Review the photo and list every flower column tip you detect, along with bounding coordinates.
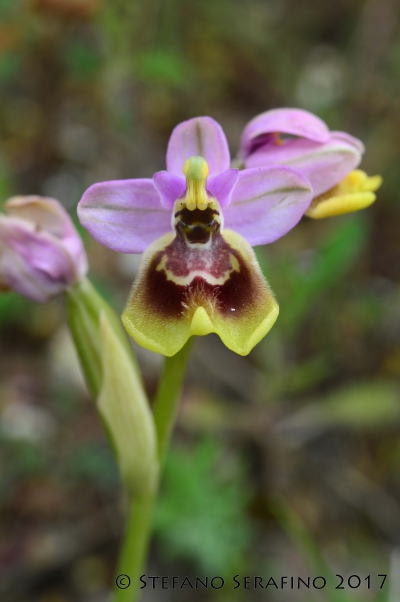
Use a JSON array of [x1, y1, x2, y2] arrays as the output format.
[[183, 156, 210, 211]]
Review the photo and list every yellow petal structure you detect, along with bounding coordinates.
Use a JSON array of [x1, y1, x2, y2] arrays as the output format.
[[122, 156, 278, 356], [306, 170, 382, 219]]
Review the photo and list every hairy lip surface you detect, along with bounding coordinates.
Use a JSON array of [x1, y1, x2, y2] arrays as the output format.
[[145, 232, 248, 318]]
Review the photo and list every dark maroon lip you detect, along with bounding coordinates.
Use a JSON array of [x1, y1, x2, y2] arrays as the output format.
[[143, 233, 255, 320]]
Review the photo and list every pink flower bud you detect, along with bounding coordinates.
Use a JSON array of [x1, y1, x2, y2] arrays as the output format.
[[0, 196, 88, 302]]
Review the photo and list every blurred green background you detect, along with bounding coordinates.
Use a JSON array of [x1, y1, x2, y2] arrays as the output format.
[[0, 0, 400, 600]]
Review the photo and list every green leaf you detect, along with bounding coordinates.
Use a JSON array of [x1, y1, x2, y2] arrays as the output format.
[[287, 381, 400, 432], [66, 278, 134, 398], [97, 311, 158, 495], [320, 381, 400, 428], [271, 496, 360, 602]]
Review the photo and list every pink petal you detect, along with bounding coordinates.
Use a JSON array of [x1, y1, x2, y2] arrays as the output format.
[[240, 108, 331, 157], [330, 131, 365, 154], [6, 195, 72, 236], [1, 251, 66, 302], [166, 116, 230, 176], [207, 169, 239, 207], [224, 166, 313, 246], [78, 179, 171, 253], [243, 133, 363, 196], [153, 172, 186, 208]]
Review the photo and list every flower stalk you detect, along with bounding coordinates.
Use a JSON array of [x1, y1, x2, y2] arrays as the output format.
[[114, 491, 156, 602], [153, 340, 193, 464]]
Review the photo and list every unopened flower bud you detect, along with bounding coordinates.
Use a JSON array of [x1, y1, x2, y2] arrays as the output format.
[[0, 195, 87, 303]]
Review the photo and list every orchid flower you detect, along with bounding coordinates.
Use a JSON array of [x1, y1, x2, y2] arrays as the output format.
[[78, 116, 316, 356], [239, 108, 363, 196], [0, 196, 87, 302], [238, 108, 381, 214]]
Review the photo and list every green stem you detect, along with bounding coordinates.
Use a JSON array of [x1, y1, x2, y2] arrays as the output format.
[[153, 340, 193, 463], [114, 490, 155, 602], [112, 340, 193, 602]]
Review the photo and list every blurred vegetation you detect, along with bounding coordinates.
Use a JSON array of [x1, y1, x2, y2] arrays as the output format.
[[0, 0, 400, 601]]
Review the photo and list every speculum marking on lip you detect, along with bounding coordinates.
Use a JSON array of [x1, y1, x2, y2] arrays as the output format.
[[143, 232, 256, 320]]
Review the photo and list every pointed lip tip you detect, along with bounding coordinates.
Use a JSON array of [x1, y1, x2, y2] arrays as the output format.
[[121, 312, 184, 357]]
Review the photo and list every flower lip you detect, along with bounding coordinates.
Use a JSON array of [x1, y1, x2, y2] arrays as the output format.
[[122, 228, 279, 356]]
